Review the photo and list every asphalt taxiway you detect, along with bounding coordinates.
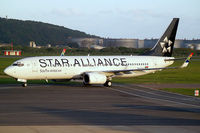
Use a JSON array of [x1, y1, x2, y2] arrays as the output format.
[[0, 83, 200, 133]]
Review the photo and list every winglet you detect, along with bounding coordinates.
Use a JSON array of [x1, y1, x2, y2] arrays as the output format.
[[180, 53, 193, 68], [61, 49, 66, 56]]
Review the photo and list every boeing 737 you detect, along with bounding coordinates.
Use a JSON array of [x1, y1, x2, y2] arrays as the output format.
[[4, 18, 193, 87]]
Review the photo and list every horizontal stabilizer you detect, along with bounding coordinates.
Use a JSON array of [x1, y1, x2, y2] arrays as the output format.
[[61, 49, 66, 56]]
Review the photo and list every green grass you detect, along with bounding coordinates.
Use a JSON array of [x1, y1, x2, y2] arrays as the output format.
[[0, 78, 20, 84], [161, 88, 200, 97]]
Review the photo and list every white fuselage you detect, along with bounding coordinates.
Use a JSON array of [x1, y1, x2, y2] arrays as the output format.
[[4, 55, 174, 80]]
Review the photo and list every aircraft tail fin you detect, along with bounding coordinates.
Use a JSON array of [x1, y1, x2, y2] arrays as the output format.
[[143, 18, 179, 57], [61, 49, 66, 56]]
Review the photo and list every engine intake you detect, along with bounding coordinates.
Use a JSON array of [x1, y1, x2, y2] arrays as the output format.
[[83, 72, 107, 84]]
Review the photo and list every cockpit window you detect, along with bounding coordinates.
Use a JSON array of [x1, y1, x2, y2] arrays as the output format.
[[12, 62, 24, 67]]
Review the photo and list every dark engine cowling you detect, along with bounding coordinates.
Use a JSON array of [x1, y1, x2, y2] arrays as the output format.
[[83, 72, 107, 85]]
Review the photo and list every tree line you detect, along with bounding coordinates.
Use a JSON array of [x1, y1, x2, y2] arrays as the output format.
[[0, 17, 96, 45], [0, 45, 198, 57]]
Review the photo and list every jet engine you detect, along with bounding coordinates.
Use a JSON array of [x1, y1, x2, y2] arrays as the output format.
[[83, 72, 107, 84]]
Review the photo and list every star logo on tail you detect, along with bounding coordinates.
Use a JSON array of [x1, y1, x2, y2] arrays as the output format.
[[160, 37, 173, 54]]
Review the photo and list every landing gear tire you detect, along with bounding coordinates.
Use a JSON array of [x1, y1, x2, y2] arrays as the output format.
[[104, 81, 112, 87], [83, 82, 90, 87], [22, 83, 27, 87]]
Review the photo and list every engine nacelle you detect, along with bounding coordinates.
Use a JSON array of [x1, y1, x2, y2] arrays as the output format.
[[83, 72, 107, 84]]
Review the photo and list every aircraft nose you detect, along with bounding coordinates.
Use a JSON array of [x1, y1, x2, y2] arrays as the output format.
[[4, 66, 14, 77], [4, 67, 10, 75]]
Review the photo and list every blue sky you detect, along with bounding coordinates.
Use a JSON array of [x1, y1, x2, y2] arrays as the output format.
[[1, 0, 200, 39]]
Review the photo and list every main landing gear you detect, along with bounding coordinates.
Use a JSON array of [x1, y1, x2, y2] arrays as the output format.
[[104, 81, 112, 87], [22, 82, 27, 87], [104, 77, 112, 87]]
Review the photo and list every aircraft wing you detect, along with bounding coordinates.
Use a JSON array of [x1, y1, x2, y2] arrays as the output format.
[[102, 67, 177, 75], [103, 53, 193, 74]]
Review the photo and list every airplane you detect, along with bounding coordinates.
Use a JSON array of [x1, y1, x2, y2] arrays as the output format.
[[4, 18, 193, 87]]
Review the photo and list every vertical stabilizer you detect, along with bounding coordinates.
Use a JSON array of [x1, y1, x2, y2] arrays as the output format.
[[143, 18, 179, 57]]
